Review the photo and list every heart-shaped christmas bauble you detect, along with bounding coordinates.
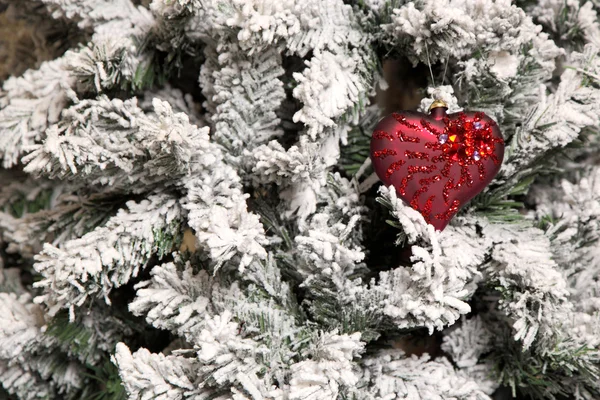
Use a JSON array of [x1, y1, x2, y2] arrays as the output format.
[[370, 105, 504, 231]]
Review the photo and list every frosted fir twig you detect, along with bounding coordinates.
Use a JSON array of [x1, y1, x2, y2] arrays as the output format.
[[249, 136, 330, 223], [128, 260, 228, 343], [467, 43, 598, 214], [279, 0, 376, 215], [442, 316, 493, 370], [296, 174, 366, 266], [185, 3, 292, 173], [33, 193, 183, 319], [0, 291, 85, 399], [288, 331, 364, 400], [279, 0, 377, 142], [185, 0, 364, 56], [115, 311, 284, 399], [292, 49, 374, 140], [40, 0, 142, 29], [0, 178, 63, 257], [442, 316, 499, 395], [112, 343, 204, 400], [377, 186, 570, 345], [0, 1, 155, 168], [368, 187, 487, 332], [455, 14, 562, 136], [186, 0, 377, 228], [21, 93, 268, 275], [528, 0, 600, 49], [383, 0, 548, 65], [288, 174, 386, 338], [128, 255, 306, 395], [482, 222, 570, 349], [387, 0, 563, 143], [533, 168, 600, 300], [188, 0, 376, 152], [0, 362, 55, 400], [0, 58, 76, 168], [0, 199, 108, 259], [22, 97, 214, 192], [360, 350, 491, 399], [378, 180, 579, 352], [60, 0, 154, 93], [368, 223, 486, 332], [231, 257, 308, 375], [199, 44, 285, 163], [46, 305, 133, 366], [132, 256, 299, 340], [527, 168, 600, 377], [500, 45, 600, 180], [294, 208, 370, 329], [182, 167, 268, 273], [194, 311, 272, 397], [376, 185, 436, 244], [138, 85, 205, 127]]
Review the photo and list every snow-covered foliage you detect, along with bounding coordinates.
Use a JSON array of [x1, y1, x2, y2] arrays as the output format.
[[199, 45, 285, 162], [0, 58, 76, 168], [361, 187, 486, 333], [113, 343, 201, 399], [442, 316, 499, 394], [0, 267, 121, 399], [361, 350, 491, 399], [383, 0, 550, 64], [33, 193, 182, 319], [0, 0, 167, 169], [22, 97, 213, 191], [41, 0, 143, 29], [528, 0, 600, 49], [288, 331, 364, 400], [500, 44, 600, 179], [1, 0, 600, 399]]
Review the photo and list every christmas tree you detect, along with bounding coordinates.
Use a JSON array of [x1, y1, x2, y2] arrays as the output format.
[[0, 0, 600, 399]]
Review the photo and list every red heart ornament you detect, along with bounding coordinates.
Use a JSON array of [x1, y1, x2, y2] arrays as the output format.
[[370, 106, 504, 231]]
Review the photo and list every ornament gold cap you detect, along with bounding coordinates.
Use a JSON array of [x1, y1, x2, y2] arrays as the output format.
[[429, 99, 448, 111]]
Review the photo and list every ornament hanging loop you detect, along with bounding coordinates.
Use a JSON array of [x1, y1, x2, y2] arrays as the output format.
[[429, 99, 448, 119], [429, 99, 448, 111]]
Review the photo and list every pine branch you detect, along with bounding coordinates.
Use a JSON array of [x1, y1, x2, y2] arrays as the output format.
[[0, 57, 76, 168], [0, 0, 195, 168], [128, 258, 228, 343], [528, 0, 600, 51], [471, 45, 600, 211], [33, 192, 183, 319], [249, 136, 330, 223], [46, 307, 132, 366], [112, 343, 205, 399], [40, 0, 144, 30], [367, 186, 486, 333], [292, 48, 375, 140], [181, 165, 268, 273], [0, 180, 126, 259], [200, 44, 285, 163], [0, 291, 86, 399], [360, 350, 491, 399], [441, 316, 499, 395], [22, 97, 213, 192], [489, 321, 600, 399], [288, 331, 364, 400]]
